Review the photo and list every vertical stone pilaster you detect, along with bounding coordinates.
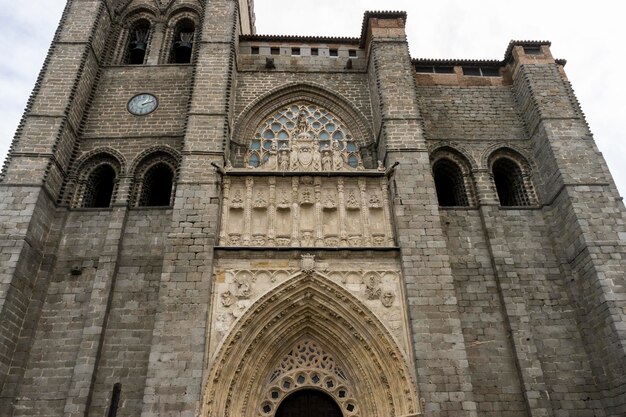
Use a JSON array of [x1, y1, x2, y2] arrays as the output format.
[[510, 43, 626, 416], [364, 13, 477, 417], [140, 1, 238, 415], [63, 206, 129, 416], [0, 0, 112, 404]]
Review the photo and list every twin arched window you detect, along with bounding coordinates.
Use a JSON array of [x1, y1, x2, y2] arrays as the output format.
[[72, 150, 178, 209], [431, 148, 536, 207], [119, 13, 196, 65]]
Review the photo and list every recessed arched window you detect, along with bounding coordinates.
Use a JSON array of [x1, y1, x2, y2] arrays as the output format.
[[83, 164, 116, 208], [126, 19, 151, 65], [170, 19, 195, 63], [492, 157, 532, 206], [138, 163, 174, 207], [432, 158, 469, 207]]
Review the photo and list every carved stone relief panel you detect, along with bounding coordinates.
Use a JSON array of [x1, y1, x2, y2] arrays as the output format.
[[209, 257, 409, 362], [219, 176, 395, 248]]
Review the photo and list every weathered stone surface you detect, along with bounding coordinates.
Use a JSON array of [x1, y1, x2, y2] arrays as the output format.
[[0, 3, 624, 417]]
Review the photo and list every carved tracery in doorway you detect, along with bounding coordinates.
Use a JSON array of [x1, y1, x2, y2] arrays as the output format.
[[260, 340, 358, 417], [201, 272, 420, 417]]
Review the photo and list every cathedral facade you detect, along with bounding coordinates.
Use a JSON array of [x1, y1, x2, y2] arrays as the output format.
[[0, 1, 625, 417]]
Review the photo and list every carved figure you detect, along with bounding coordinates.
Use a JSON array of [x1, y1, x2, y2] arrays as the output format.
[[290, 144, 299, 170], [234, 273, 255, 299], [321, 146, 333, 171], [231, 190, 243, 207], [364, 273, 381, 300], [369, 193, 381, 208], [278, 149, 290, 171], [381, 290, 395, 308], [296, 107, 308, 134], [332, 141, 344, 170], [346, 190, 359, 208], [221, 290, 235, 307], [377, 160, 385, 171]]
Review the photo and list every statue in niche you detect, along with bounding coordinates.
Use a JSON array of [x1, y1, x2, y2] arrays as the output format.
[[321, 145, 333, 171], [278, 149, 290, 171], [369, 193, 381, 208], [332, 141, 344, 170], [231, 190, 243, 207], [296, 107, 308, 134], [290, 144, 299, 170], [312, 145, 321, 171], [346, 190, 359, 208], [323, 192, 336, 208], [265, 142, 278, 170]]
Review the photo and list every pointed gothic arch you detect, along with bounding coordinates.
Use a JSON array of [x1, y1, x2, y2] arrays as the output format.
[[202, 272, 419, 417], [233, 83, 375, 148]]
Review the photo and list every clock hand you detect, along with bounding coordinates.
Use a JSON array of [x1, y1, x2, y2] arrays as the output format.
[[141, 99, 154, 106]]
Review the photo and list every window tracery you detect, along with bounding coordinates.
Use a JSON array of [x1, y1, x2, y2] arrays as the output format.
[[245, 104, 363, 171]]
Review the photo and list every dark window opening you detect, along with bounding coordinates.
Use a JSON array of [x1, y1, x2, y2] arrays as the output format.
[[348, 49, 357, 57], [480, 67, 500, 76], [107, 383, 122, 417], [83, 164, 116, 208], [251, 46, 260, 54], [462, 67, 481, 76], [415, 66, 434, 73], [329, 48, 338, 57], [291, 47, 300, 56], [276, 389, 342, 417], [311, 48, 319, 56], [433, 159, 469, 207], [127, 21, 150, 65], [271, 47, 280, 55], [172, 20, 195, 63], [139, 163, 174, 207], [523, 45, 542, 55], [434, 66, 454, 74], [492, 158, 531, 206]]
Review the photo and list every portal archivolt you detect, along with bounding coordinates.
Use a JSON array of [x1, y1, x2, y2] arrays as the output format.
[[201, 272, 419, 417]]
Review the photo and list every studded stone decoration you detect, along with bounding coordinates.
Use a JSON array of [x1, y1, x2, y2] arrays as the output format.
[[208, 260, 407, 361]]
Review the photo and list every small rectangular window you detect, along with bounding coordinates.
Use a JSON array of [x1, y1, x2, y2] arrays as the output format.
[[523, 46, 542, 55], [270, 47, 280, 55], [462, 67, 481, 76], [291, 47, 300, 56], [480, 67, 500, 77], [329, 48, 338, 57], [348, 49, 357, 57], [434, 66, 454, 74], [311, 48, 319, 56], [251, 46, 259, 55], [415, 66, 434, 73]]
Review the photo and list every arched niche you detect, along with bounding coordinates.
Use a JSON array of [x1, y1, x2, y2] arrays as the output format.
[[201, 272, 420, 417]]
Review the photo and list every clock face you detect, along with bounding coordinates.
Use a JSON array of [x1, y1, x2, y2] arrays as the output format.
[[127, 93, 158, 115]]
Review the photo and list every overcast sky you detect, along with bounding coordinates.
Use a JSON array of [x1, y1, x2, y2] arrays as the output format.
[[1, 0, 624, 197]]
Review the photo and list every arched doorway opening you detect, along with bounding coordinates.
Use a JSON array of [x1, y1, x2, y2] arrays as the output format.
[[276, 389, 343, 417]]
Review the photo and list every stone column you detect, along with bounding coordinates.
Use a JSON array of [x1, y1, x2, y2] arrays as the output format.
[[364, 12, 477, 417]]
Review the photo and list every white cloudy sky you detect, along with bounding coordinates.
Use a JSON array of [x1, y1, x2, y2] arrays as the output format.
[[1, 0, 624, 197]]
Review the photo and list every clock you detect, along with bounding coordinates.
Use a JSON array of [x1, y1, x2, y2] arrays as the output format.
[[127, 93, 158, 115]]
